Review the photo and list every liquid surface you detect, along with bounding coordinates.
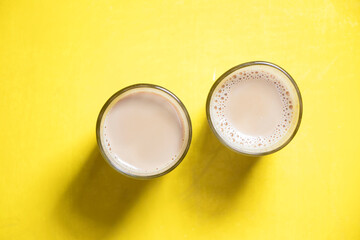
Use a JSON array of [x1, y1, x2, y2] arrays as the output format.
[[102, 91, 185, 175], [210, 65, 299, 153]]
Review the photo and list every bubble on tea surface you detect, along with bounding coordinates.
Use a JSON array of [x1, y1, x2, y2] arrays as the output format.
[[210, 66, 297, 152]]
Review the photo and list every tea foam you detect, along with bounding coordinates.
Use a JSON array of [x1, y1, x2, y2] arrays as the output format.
[[209, 65, 300, 154]]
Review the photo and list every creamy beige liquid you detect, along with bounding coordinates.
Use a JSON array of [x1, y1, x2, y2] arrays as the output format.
[[209, 64, 300, 154], [100, 88, 190, 177]]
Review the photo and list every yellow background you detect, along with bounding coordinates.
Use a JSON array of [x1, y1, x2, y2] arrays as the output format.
[[1, 0, 360, 239]]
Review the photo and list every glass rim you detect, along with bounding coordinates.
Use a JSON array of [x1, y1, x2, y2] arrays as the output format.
[[206, 61, 303, 156], [96, 83, 192, 179]]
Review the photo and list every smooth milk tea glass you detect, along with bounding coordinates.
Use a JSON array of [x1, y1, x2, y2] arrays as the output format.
[[97, 84, 192, 179]]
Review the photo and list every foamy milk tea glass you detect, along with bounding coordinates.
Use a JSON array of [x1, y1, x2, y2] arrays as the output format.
[[206, 61, 303, 156], [96, 84, 192, 179]]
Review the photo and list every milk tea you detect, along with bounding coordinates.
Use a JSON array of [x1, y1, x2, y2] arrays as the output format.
[[98, 86, 191, 178], [208, 63, 302, 155]]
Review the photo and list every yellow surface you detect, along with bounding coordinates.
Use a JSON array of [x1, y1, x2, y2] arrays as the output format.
[[1, 0, 360, 239]]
